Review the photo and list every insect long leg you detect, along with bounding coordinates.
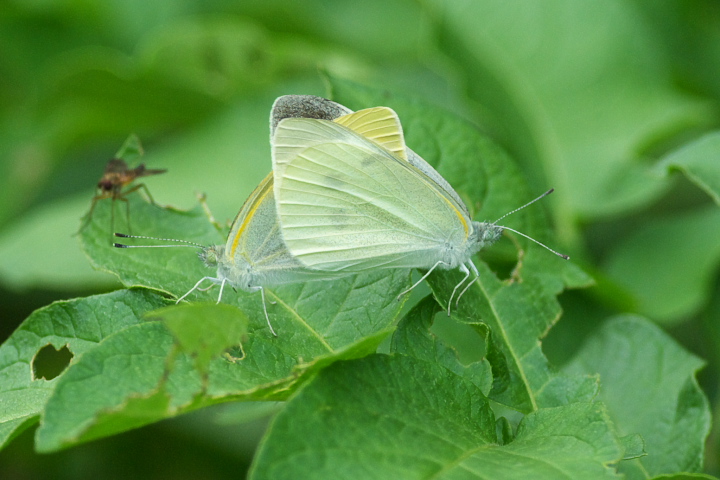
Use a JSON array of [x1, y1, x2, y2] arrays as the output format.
[[77, 196, 102, 235], [136, 183, 157, 205], [396, 260, 448, 301], [447, 263, 472, 316], [177, 277, 215, 303], [113, 196, 128, 235], [454, 261, 480, 311], [259, 287, 277, 337], [216, 278, 227, 303]]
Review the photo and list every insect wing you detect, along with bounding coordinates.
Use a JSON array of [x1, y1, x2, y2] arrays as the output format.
[[333, 107, 408, 160], [273, 118, 472, 271], [225, 172, 302, 273]]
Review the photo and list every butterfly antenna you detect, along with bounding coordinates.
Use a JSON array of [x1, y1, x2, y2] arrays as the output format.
[[489, 189, 569, 259], [113, 232, 204, 249], [498, 226, 569, 259], [493, 189, 554, 224]]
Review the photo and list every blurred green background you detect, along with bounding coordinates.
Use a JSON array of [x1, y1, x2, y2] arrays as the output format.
[[1, 0, 720, 477]]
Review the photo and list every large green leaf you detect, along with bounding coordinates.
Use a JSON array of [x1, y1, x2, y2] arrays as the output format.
[[0, 195, 118, 291], [12, 187, 411, 451], [429, 261, 598, 413], [390, 295, 493, 394], [0, 289, 170, 450], [250, 354, 622, 479], [32, 287, 405, 453], [34, 304, 248, 452], [564, 316, 711, 478]]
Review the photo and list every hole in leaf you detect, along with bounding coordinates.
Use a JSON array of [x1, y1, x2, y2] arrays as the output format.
[[32, 344, 74, 380], [224, 345, 246, 363], [482, 238, 520, 281], [431, 313, 486, 365]]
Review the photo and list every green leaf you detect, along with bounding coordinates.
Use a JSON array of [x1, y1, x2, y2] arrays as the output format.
[[656, 131, 720, 205], [564, 315, 711, 477], [32, 189, 410, 451], [602, 206, 720, 323], [80, 193, 225, 295], [35, 320, 193, 452], [391, 295, 493, 394], [148, 303, 249, 375], [137, 17, 278, 96], [619, 433, 646, 461], [33, 299, 397, 454], [234, 0, 428, 61], [250, 354, 622, 479], [430, 262, 598, 413], [0, 289, 170, 450]]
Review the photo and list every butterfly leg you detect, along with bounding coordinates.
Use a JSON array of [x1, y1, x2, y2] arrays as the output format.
[[216, 278, 228, 303], [177, 276, 216, 303], [396, 260, 447, 301], [258, 287, 277, 337], [447, 263, 472, 316], [454, 261, 480, 312]]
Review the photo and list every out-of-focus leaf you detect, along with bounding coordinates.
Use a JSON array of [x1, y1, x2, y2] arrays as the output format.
[[603, 206, 720, 323], [0, 196, 118, 292], [424, 0, 712, 236], [656, 131, 720, 205], [233, 0, 428, 60]]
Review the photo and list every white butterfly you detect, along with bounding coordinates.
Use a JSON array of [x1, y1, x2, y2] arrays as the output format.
[[271, 105, 567, 313]]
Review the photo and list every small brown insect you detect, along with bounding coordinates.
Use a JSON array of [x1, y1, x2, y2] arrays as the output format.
[[80, 158, 167, 236]]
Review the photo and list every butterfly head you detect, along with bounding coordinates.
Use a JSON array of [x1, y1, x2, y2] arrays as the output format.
[[198, 245, 223, 268], [468, 221, 503, 257]]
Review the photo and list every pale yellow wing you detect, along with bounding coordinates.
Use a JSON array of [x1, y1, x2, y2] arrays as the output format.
[[272, 118, 471, 271], [333, 107, 408, 160]]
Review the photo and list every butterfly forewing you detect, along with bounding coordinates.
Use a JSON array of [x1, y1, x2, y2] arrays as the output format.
[[274, 123, 472, 271]]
